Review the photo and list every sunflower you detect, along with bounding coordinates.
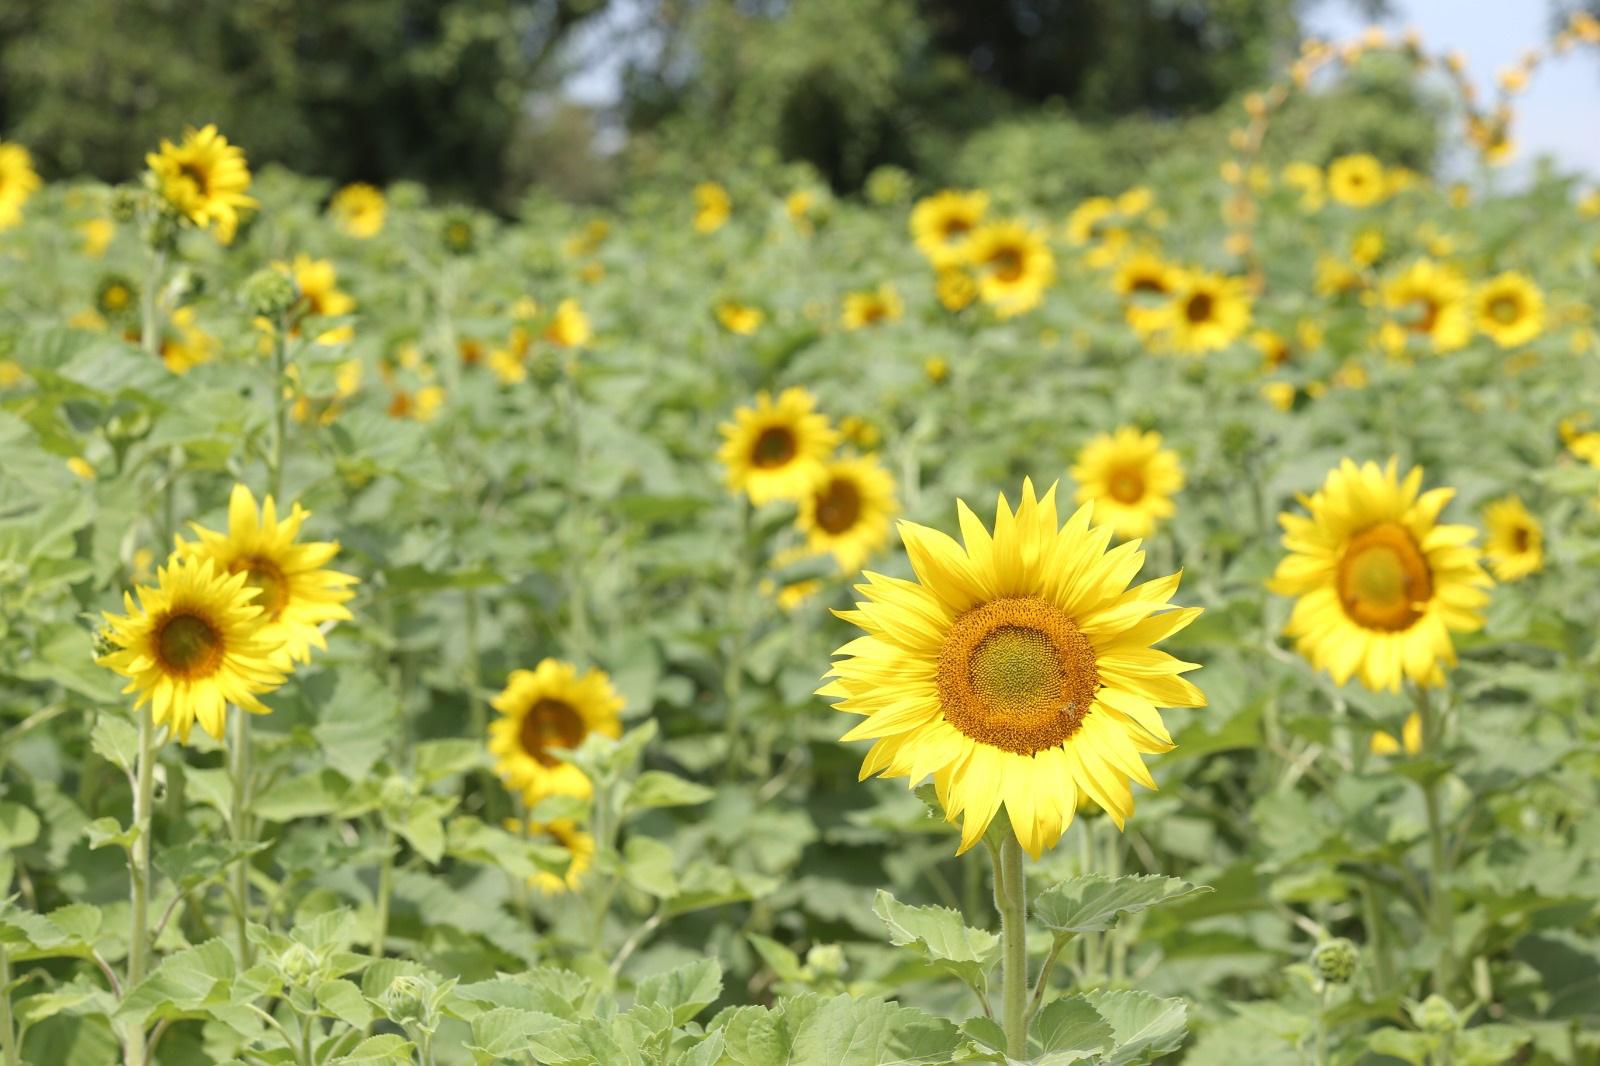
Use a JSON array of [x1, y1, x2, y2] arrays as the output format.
[[328, 183, 386, 238], [717, 387, 839, 505], [910, 190, 989, 265], [97, 556, 287, 742], [693, 182, 730, 234], [1281, 162, 1325, 211], [1381, 260, 1471, 354], [841, 285, 903, 330], [935, 267, 977, 313], [1269, 459, 1491, 692], [518, 820, 595, 895], [95, 274, 138, 320], [1473, 272, 1545, 349], [1064, 197, 1116, 245], [967, 222, 1055, 317], [820, 479, 1205, 856], [1327, 154, 1387, 208], [544, 299, 592, 348], [489, 659, 623, 803], [1112, 253, 1179, 334], [1157, 270, 1252, 355], [715, 302, 765, 335], [0, 142, 42, 230], [1482, 494, 1542, 582], [159, 307, 218, 375], [280, 254, 355, 320], [1370, 711, 1422, 756], [144, 125, 256, 244], [1070, 428, 1184, 540], [177, 484, 357, 668], [797, 454, 898, 573]]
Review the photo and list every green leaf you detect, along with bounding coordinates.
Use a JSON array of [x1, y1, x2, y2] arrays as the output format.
[[413, 739, 484, 784], [316, 978, 376, 1028], [622, 771, 715, 817], [88, 715, 138, 775], [115, 938, 237, 1028], [466, 1006, 568, 1060], [1033, 996, 1115, 1061], [1086, 990, 1188, 1066], [1365, 1028, 1437, 1065], [872, 890, 999, 991], [446, 817, 571, 880], [82, 817, 137, 853], [1033, 874, 1210, 934], [313, 668, 398, 781], [622, 836, 679, 899], [746, 934, 806, 983], [634, 959, 722, 1025], [328, 1034, 417, 1065], [0, 802, 41, 849]]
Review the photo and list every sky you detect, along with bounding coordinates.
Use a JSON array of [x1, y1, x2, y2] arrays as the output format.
[[1304, 0, 1600, 178]]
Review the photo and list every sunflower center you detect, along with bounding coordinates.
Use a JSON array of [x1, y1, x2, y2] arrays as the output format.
[[1108, 467, 1146, 504], [942, 217, 971, 240], [518, 698, 586, 768], [1131, 276, 1167, 296], [937, 596, 1098, 755], [752, 426, 798, 468], [1408, 298, 1440, 334], [1337, 522, 1433, 631], [814, 477, 862, 534], [1488, 295, 1520, 324], [103, 285, 130, 311], [1511, 525, 1531, 553], [1184, 292, 1214, 323], [991, 248, 1024, 283], [156, 611, 224, 678], [178, 160, 210, 197], [239, 557, 290, 620]]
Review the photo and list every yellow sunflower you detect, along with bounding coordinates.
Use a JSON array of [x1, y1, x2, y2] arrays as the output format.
[[717, 387, 839, 505], [693, 182, 730, 234], [144, 125, 256, 244], [159, 307, 218, 375], [544, 299, 592, 348], [328, 183, 386, 238], [1482, 494, 1542, 582], [280, 254, 356, 321], [1070, 428, 1184, 540], [0, 142, 42, 230], [966, 222, 1055, 317], [1381, 260, 1471, 354], [797, 454, 898, 573], [489, 659, 623, 803], [841, 284, 903, 330], [1269, 459, 1491, 692], [1327, 154, 1387, 208], [1370, 711, 1422, 756], [909, 190, 989, 265], [1473, 272, 1545, 349], [513, 819, 595, 895], [1112, 253, 1179, 334], [1064, 197, 1116, 245], [177, 484, 357, 668], [97, 556, 288, 742], [715, 302, 765, 335], [1157, 270, 1252, 355], [935, 267, 977, 313], [1281, 162, 1325, 211], [820, 479, 1205, 856]]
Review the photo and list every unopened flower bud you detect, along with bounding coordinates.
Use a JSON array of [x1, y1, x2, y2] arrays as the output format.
[[243, 269, 298, 318], [1311, 938, 1358, 985]]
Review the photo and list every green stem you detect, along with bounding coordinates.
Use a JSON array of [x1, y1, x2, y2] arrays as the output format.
[[373, 827, 395, 955], [0, 947, 19, 1066], [230, 709, 254, 967], [1416, 687, 1454, 1000], [140, 249, 167, 358], [128, 710, 156, 989], [559, 372, 592, 661], [993, 826, 1028, 1059], [270, 316, 289, 502], [721, 498, 753, 779], [1315, 983, 1331, 1066]]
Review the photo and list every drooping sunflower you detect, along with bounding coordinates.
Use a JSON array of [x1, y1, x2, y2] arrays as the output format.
[[966, 222, 1055, 317], [1269, 459, 1491, 692], [328, 183, 386, 239], [145, 125, 256, 244], [1473, 272, 1545, 349], [841, 284, 903, 330], [909, 190, 989, 265], [717, 387, 839, 505], [1482, 494, 1542, 582], [177, 484, 357, 668], [1070, 428, 1185, 540], [797, 454, 898, 573], [1064, 197, 1116, 245], [489, 659, 624, 803], [1381, 260, 1471, 354], [0, 142, 42, 230], [1158, 270, 1252, 355], [1327, 154, 1387, 208], [821, 479, 1205, 856], [98, 556, 288, 742]]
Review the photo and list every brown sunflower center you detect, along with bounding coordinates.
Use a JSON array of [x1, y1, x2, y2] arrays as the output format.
[[156, 611, 224, 678], [238, 557, 289, 620], [937, 596, 1098, 755], [1510, 525, 1531, 553], [102, 285, 131, 311], [942, 217, 971, 240], [1184, 292, 1214, 323], [518, 698, 586, 767], [990, 248, 1024, 283], [1130, 276, 1167, 296], [1408, 298, 1440, 334], [1108, 467, 1146, 504], [1488, 295, 1520, 324], [1337, 522, 1433, 631], [752, 426, 798, 468], [814, 476, 862, 534], [178, 160, 210, 197]]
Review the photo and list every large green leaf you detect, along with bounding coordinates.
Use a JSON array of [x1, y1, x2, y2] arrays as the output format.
[[1033, 874, 1210, 935]]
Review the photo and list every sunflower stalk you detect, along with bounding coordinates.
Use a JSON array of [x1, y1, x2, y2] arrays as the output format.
[[1416, 686, 1456, 1000], [992, 825, 1029, 1059], [127, 708, 157, 990], [0, 946, 18, 1066], [373, 825, 396, 954], [229, 707, 254, 967], [721, 497, 753, 780], [139, 247, 167, 358]]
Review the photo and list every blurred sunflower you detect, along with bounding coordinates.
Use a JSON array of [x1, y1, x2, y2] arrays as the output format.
[[1158, 270, 1252, 354], [0, 142, 42, 229], [718, 387, 838, 505], [1070, 427, 1184, 540], [1370, 711, 1422, 756], [95, 274, 138, 320], [1112, 252, 1179, 333], [1064, 197, 1115, 245], [1327, 154, 1387, 208], [489, 659, 623, 803], [693, 182, 730, 234], [967, 222, 1054, 317], [159, 307, 218, 375], [1281, 162, 1325, 211], [145, 125, 255, 244], [545, 299, 592, 347], [797, 454, 898, 572], [1482, 494, 1542, 582], [1381, 260, 1471, 354], [522, 820, 594, 895], [1269, 459, 1491, 691], [821, 479, 1205, 856], [282, 254, 355, 327], [178, 484, 358, 668], [909, 189, 988, 265], [715, 302, 765, 335], [840, 284, 903, 330], [98, 556, 287, 742], [79, 218, 115, 258], [1473, 272, 1545, 349], [328, 183, 386, 239]]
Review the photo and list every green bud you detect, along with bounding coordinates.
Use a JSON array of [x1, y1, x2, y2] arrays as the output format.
[[382, 974, 435, 1028], [864, 165, 912, 206], [379, 775, 411, 811], [441, 209, 476, 256], [94, 274, 139, 319], [278, 943, 319, 983], [1413, 994, 1458, 1034], [804, 943, 845, 977], [109, 187, 143, 223], [242, 269, 299, 318], [142, 211, 180, 253], [1220, 419, 1258, 459], [1310, 937, 1358, 985]]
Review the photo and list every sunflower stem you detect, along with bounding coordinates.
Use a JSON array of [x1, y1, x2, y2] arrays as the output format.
[[1314, 983, 1332, 1066], [993, 826, 1029, 1059], [373, 825, 395, 955], [1, 946, 20, 1066], [229, 708, 254, 967], [127, 708, 156, 991], [139, 248, 167, 358], [1416, 686, 1455, 1001], [722, 497, 753, 779], [269, 311, 289, 503]]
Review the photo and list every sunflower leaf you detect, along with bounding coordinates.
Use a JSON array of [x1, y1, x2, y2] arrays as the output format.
[[1086, 989, 1188, 1065], [1033, 874, 1210, 935], [872, 889, 999, 990]]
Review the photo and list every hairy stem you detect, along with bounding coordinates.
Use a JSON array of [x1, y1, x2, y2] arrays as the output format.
[[993, 827, 1029, 1059], [230, 708, 254, 967], [128, 710, 156, 988]]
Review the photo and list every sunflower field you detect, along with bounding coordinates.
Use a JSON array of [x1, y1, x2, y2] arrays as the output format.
[[3, 18, 1600, 1066]]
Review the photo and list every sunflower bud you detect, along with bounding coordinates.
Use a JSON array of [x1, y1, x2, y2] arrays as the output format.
[[278, 943, 319, 984], [109, 187, 144, 224], [864, 165, 912, 206], [243, 269, 298, 318], [381, 974, 436, 1029], [1311, 938, 1358, 985], [1413, 994, 1458, 1034], [440, 210, 476, 256], [804, 943, 845, 978]]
